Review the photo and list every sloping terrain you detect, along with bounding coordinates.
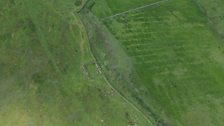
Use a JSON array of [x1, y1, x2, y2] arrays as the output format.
[[1, 0, 224, 126], [80, 0, 224, 125], [194, 0, 224, 38], [0, 0, 152, 126]]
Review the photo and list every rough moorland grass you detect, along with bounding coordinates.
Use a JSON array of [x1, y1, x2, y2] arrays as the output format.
[[0, 0, 152, 126], [79, 10, 160, 124], [89, 0, 224, 125], [194, 0, 224, 39]]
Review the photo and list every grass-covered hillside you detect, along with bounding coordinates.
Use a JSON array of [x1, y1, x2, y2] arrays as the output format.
[[1, 0, 224, 126], [82, 0, 224, 125], [0, 0, 152, 126], [194, 0, 224, 38]]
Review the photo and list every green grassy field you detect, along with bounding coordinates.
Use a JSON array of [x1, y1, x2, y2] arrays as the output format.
[[194, 0, 224, 39], [83, 0, 224, 125], [0, 0, 153, 126], [91, 0, 160, 18], [1, 0, 224, 125]]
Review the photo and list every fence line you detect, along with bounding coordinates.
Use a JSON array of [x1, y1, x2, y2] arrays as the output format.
[[101, 0, 170, 20]]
